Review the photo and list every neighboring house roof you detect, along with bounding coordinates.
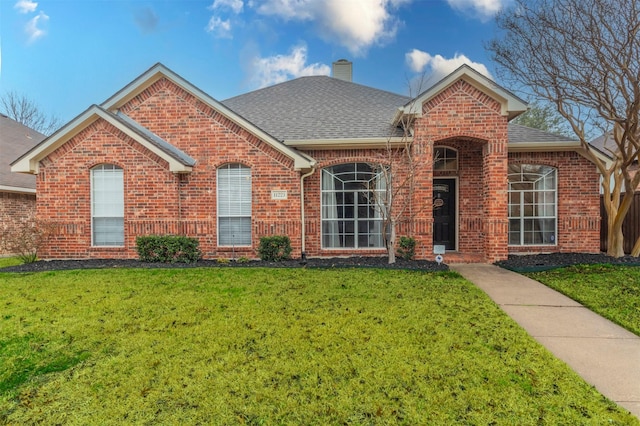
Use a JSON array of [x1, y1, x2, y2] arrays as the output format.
[[222, 76, 411, 143], [11, 105, 195, 174], [589, 132, 614, 158], [0, 113, 45, 193]]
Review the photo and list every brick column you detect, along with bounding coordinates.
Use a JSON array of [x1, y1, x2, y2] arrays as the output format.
[[411, 121, 434, 259], [482, 138, 509, 262]]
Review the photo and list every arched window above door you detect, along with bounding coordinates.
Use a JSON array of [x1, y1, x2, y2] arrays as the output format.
[[434, 147, 458, 171]]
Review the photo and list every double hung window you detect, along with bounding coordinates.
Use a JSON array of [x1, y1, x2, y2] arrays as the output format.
[[91, 164, 124, 246], [217, 164, 251, 246]]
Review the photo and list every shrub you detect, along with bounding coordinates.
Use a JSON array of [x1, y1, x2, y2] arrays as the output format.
[[0, 215, 55, 264], [258, 235, 292, 262], [216, 258, 230, 264], [136, 235, 201, 263], [236, 256, 250, 264], [396, 236, 416, 261]]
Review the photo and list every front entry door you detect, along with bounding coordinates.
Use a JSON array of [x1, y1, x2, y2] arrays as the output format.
[[433, 179, 456, 250]]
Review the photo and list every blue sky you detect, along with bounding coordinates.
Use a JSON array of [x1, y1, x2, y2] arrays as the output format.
[[0, 0, 511, 124]]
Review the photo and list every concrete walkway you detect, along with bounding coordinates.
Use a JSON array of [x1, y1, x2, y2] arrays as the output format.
[[450, 263, 640, 419]]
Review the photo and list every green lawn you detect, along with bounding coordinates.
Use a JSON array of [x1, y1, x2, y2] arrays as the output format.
[[0, 257, 22, 269], [527, 264, 640, 336], [0, 267, 636, 425]]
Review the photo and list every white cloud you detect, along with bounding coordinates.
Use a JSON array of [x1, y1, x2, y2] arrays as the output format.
[[206, 16, 233, 38], [209, 0, 244, 14], [255, 0, 410, 56], [445, 0, 508, 21], [25, 11, 48, 43], [405, 50, 492, 82], [14, 0, 37, 14], [249, 44, 330, 88]]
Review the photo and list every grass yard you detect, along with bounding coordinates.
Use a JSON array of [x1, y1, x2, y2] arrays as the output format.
[[0, 257, 21, 269], [0, 267, 636, 425], [527, 264, 640, 336]]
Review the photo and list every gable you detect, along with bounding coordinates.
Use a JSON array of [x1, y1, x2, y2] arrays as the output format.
[[11, 106, 195, 174], [399, 64, 527, 122], [102, 64, 314, 171], [423, 79, 503, 118]]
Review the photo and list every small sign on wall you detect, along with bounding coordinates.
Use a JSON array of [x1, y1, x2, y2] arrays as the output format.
[[271, 190, 288, 200]]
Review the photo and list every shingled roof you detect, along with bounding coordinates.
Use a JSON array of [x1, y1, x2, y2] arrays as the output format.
[[223, 75, 578, 148], [508, 123, 578, 144], [0, 114, 45, 192], [222, 76, 411, 141]]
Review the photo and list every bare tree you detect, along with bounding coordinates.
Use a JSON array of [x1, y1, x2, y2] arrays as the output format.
[[367, 74, 437, 264], [1, 90, 62, 136], [488, 0, 640, 257], [368, 121, 415, 264]]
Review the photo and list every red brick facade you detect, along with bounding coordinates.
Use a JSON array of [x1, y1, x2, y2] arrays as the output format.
[[0, 192, 36, 256], [29, 72, 601, 262]]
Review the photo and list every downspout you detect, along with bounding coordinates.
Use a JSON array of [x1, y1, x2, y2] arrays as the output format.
[[300, 167, 316, 260], [177, 173, 183, 235]]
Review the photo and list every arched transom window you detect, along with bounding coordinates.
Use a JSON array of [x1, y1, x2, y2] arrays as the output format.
[[434, 147, 458, 171]]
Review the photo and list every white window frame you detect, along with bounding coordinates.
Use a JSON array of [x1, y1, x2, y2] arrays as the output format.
[[217, 163, 252, 247], [321, 163, 387, 249], [508, 164, 557, 246], [434, 146, 458, 171], [91, 164, 125, 247]]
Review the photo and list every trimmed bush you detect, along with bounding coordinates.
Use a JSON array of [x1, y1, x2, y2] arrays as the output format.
[[396, 236, 416, 261], [136, 235, 201, 264], [258, 235, 292, 262]]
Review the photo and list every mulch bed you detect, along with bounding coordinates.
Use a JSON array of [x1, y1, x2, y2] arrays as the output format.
[[3, 253, 639, 274], [0, 256, 448, 273]]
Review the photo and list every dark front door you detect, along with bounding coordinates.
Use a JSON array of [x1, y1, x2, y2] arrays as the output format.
[[433, 179, 456, 250]]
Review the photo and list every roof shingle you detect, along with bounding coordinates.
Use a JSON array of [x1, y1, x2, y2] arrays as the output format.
[[0, 114, 45, 190]]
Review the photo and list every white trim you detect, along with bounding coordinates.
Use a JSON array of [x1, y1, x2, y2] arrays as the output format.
[[507, 164, 558, 247], [319, 163, 387, 250], [401, 64, 527, 121], [0, 185, 36, 194], [11, 106, 194, 174], [102, 63, 315, 171], [216, 163, 252, 247], [286, 137, 410, 150], [91, 164, 125, 247]]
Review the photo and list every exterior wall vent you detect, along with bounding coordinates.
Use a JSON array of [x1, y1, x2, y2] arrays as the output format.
[[332, 59, 352, 82]]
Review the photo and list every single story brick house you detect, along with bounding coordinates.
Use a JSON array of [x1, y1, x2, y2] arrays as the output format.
[[1, 114, 45, 255], [11, 63, 602, 262]]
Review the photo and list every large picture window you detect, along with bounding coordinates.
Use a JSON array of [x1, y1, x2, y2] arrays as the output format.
[[91, 164, 124, 246], [218, 163, 251, 246], [321, 163, 386, 249], [508, 164, 557, 245]]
